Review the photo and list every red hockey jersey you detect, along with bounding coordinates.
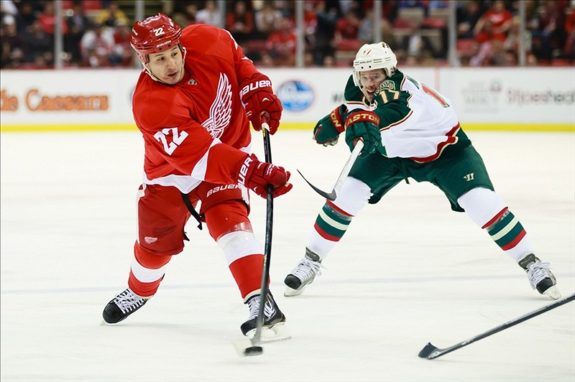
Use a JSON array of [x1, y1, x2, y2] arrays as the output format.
[[132, 24, 260, 193]]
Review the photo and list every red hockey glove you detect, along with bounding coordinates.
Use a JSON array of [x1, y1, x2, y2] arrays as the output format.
[[240, 73, 283, 134], [238, 154, 292, 198]]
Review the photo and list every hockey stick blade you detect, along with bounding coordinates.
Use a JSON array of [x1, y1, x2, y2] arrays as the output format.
[[297, 140, 364, 201], [418, 292, 575, 360], [297, 169, 337, 200], [418, 342, 446, 360]]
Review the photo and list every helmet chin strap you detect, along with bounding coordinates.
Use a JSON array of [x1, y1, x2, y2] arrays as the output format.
[[143, 64, 162, 83]]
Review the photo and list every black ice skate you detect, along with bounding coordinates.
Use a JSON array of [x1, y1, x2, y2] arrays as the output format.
[[102, 288, 148, 324], [240, 291, 287, 340], [284, 248, 322, 297], [519, 254, 561, 300]]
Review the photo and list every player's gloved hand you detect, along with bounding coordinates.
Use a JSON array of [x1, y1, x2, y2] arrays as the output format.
[[240, 73, 283, 134], [344, 110, 385, 157], [313, 105, 346, 146], [238, 154, 292, 198]]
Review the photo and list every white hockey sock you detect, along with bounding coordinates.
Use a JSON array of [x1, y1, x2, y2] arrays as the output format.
[[458, 187, 534, 261], [308, 177, 371, 260]]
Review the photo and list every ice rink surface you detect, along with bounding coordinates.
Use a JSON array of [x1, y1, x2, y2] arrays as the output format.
[[1, 130, 574, 382]]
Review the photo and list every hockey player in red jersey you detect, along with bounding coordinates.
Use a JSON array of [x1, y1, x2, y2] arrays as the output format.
[[102, 14, 290, 339]]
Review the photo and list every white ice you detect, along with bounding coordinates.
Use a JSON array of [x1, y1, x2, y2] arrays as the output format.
[[1, 130, 574, 382]]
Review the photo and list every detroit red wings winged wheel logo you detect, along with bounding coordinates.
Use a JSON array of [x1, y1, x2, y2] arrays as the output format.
[[201, 73, 232, 139]]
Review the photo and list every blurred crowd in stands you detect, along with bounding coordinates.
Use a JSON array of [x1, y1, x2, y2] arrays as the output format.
[[1, 0, 574, 69]]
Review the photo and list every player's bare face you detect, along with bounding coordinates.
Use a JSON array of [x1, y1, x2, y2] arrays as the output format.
[[147, 46, 184, 85], [359, 69, 386, 102]]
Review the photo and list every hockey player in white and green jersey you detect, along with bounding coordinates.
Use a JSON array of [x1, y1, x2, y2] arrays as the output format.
[[284, 42, 560, 300]]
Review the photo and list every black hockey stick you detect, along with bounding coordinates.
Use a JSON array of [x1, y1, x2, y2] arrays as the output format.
[[242, 123, 274, 356], [418, 292, 575, 360], [298, 140, 364, 201]]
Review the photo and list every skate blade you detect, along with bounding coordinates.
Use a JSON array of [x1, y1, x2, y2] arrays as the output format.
[[284, 288, 302, 297], [284, 286, 305, 297], [246, 323, 291, 343], [544, 286, 561, 300]]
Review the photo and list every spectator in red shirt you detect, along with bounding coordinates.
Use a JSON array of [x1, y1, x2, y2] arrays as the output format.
[[38, 1, 68, 35], [266, 17, 296, 66], [335, 9, 360, 41], [335, 9, 361, 51], [474, 0, 512, 43]]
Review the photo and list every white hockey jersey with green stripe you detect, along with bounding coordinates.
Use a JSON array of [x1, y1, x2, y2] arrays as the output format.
[[343, 70, 460, 163]]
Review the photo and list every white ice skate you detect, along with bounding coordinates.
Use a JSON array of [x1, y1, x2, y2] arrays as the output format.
[[519, 254, 561, 300], [284, 249, 322, 297]]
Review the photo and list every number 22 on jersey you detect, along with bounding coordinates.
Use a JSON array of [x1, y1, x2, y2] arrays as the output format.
[[154, 127, 189, 155]]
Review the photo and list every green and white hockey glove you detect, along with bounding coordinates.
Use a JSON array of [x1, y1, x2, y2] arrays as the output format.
[[313, 105, 346, 146], [344, 110, 385, 157]]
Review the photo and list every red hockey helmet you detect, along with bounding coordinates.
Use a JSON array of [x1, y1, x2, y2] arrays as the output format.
[[131, 13, 182, 63]]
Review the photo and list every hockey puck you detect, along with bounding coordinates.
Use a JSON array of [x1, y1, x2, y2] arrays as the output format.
[[243, 345, 263, 356]]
